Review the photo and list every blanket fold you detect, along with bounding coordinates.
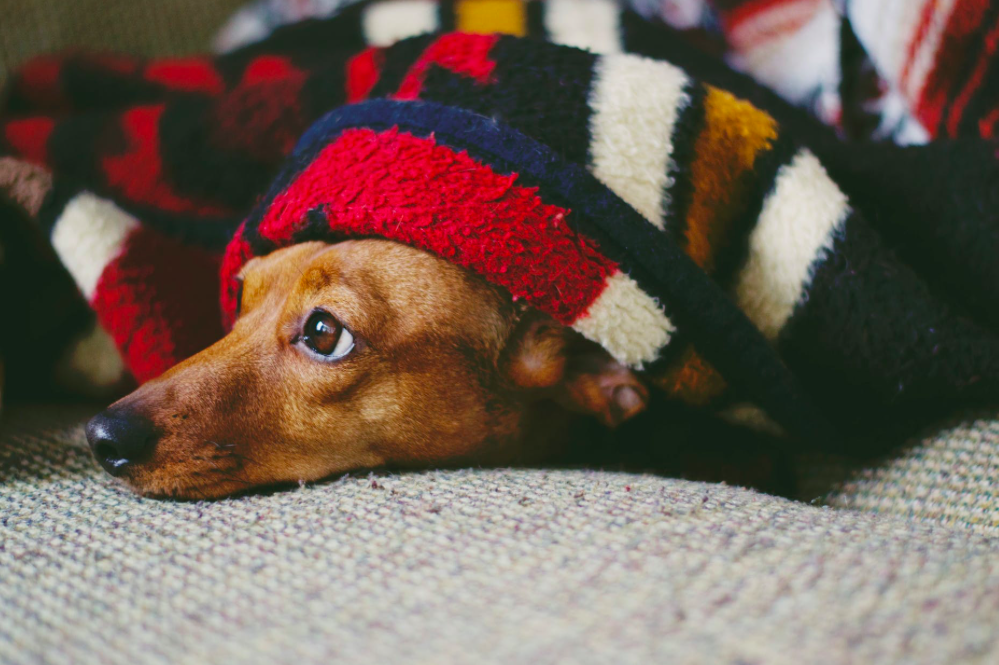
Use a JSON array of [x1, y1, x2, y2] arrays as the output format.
[[2, 2, 998, 452]]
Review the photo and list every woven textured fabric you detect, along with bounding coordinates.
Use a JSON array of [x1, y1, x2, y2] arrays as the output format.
[[3, 405, 999, 664], [821, 411, 999, 538], [0, 0, 245, 89]]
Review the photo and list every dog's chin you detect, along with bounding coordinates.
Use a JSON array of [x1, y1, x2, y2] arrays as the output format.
[[129, 476, 259, 501], [105, 454, 348, 500], [106, 465, 262, 501]]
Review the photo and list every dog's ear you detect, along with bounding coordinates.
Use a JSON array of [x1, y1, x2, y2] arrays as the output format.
[[504, 313, 648, 427]]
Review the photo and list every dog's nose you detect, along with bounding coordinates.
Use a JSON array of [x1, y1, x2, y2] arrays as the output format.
[[86, 409, 159, 476]]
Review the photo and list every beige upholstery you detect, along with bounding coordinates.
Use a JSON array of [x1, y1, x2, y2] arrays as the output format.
[[2, 405, 999, 664], [0, 0, 245, 88], [823, 414, 999, 537], [788, 411, 999, 538]]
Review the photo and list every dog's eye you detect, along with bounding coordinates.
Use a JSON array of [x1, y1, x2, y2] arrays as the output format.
[[301, 310, 354, 360]]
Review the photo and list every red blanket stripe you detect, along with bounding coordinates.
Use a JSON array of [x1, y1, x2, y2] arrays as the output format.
[[394, 33, 500, 100], [12, 55, 66, 110], [102, 106, 232, 217], [945, 10, 999, 136], [92, 225, 225, 383], [346, 47, 386, 103], [3, 117, 54, 166], [250, 127, 617, 327], [979, 104, 999, 137], [145, 58, 226, 95], [917, 0, 992, 135]]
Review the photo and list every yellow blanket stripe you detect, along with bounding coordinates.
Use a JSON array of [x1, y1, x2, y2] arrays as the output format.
[[455, 0, 528, 36], [683, 85, 778, 274]]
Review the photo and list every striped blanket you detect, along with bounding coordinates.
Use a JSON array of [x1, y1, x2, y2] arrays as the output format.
[[215, 0, 999, 145], [1, 1, 998, 451]]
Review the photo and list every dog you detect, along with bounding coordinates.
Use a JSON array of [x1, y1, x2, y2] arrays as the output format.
[[15, 17, 996, 501], [86, 240, 651, 499]]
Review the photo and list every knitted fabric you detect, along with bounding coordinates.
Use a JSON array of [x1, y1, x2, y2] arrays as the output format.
[[215, 0, 999, 145], [630, 0, 930, 143], [2, 4, 999, 452], [651, 0, 999, 144]]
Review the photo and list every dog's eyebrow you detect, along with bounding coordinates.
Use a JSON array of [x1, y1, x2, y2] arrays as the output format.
[[294, 264, 372, 328], [300, 262, 350, 292]]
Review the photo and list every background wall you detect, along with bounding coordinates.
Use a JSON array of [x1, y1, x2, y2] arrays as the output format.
[[0, 0, 246, 87]]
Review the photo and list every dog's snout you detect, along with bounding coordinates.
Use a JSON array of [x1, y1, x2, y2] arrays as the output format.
[[86, 409, 159, 476]]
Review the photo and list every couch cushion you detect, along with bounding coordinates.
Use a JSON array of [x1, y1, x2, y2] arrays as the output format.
[[822, 412, 999, 538], [0, 0, 246, 88], [2, 405, 998, 664]]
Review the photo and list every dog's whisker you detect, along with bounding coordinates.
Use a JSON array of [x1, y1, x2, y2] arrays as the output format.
[[198, 458, 252, 485], [211, 471, 254, 487], [227, 451, 260, 466]]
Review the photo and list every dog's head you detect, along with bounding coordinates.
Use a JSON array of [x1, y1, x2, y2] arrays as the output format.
[[86, 240, 648, 499]]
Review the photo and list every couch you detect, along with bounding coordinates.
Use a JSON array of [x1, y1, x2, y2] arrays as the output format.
[[3, 404, 999, 663]]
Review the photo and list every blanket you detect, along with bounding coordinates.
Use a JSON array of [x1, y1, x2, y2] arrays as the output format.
[[213, 0, 999, 145], [1, 0, 998, 453]]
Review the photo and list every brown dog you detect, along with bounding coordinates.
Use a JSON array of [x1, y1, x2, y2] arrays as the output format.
[[86, 240, 650, 499]]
